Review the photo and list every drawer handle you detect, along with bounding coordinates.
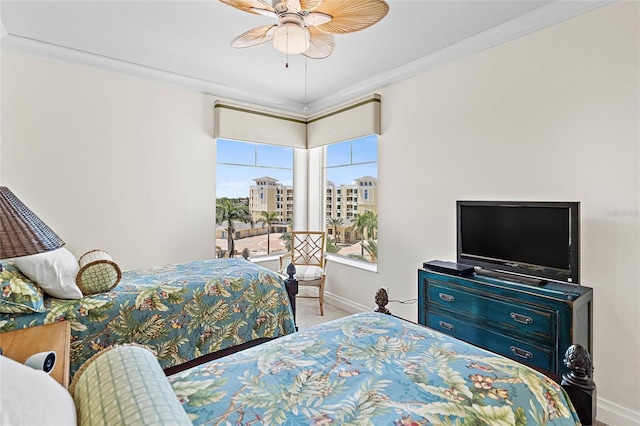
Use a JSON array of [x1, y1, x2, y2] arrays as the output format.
[[510, 346, 533, 360], [439, 293, 455, 303], [438, 320, 454, 331], [510, 313, 533, 325]]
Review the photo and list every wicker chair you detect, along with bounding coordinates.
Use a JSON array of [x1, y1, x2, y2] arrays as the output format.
[[279, 231, 327, 316]]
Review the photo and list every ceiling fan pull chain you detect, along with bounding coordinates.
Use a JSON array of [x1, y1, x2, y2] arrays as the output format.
[[285, 25, 290, 68], [303, 56, 308, 113]]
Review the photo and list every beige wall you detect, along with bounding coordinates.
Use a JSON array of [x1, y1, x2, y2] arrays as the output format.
[[327, 2, 639, 423], [1, 52, 218, 268], [1, 2, 638, 423]]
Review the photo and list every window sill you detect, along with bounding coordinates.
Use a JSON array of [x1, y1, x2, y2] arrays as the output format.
[[250, 253, 378, 274], [326, 254, 378, 273], [248, 253, 283, 264]]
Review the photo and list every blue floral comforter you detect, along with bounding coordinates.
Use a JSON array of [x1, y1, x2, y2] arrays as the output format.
[[168, 312, 580, 425], [0, 258, 295, 379]]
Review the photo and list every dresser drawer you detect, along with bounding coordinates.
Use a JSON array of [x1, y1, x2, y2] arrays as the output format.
[[427, 311, 555, 372], [427, 281, 555, 342]]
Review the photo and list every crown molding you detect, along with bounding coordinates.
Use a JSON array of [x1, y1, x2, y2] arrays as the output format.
[[306, 0, 613, 113], [1, 1, 612, 115], [1, 35, 306, 113]]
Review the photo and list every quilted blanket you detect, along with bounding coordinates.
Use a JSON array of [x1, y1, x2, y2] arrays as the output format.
[[0, 258, 295, 379], [168, 312, 580, 425]]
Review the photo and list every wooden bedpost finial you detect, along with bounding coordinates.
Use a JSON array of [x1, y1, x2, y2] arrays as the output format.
[[284, 263, 298, 330], [561, 344, 596, 425], [286, 263, 296, 280], [241, 248, 250, 260], [374, 287, 390, 314], [563, 344, 594, 386]]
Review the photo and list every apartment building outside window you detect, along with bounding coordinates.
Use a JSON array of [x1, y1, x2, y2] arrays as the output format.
[[216, 139, 293, 258], [325, 135, 378, 264]]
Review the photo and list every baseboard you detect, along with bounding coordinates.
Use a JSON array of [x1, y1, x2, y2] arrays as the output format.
[[597, 397, 640, 425], [322, 291, 370, 314]]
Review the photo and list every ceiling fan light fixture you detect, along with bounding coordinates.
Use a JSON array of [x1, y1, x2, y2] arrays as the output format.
[[273, 21, 310, 54], [221, 0, 389, 58]]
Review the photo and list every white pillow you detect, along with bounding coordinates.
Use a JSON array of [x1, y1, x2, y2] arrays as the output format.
[[0, 355, 77, 426], [14, 248, 83, 299]]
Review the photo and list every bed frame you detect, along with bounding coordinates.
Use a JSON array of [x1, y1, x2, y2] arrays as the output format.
[[166, 263, 596, 425], [373, 288, 597, 425]]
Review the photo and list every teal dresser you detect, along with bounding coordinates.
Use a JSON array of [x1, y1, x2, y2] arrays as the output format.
[[418, 268, 593, 379]]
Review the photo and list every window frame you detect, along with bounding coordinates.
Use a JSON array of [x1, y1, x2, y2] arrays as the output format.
[[215, 139, 295, 259], [323, 135, 379, 267]]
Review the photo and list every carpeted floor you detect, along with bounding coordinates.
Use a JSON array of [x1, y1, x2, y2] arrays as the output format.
[[295, 297, 351, 329]]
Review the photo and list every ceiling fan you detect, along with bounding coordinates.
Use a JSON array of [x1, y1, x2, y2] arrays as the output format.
[[220, 0, 389, 59]]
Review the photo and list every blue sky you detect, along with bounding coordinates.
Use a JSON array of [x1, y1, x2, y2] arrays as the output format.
[[217, 136, 378, 198]]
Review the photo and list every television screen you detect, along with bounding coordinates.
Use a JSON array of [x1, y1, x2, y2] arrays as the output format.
[[457, 201, 580, 284]]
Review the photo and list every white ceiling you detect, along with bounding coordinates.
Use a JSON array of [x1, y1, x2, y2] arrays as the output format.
[[0, 0, 610, 115]]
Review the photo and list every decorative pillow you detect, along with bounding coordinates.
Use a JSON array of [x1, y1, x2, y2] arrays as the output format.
[[70, 345, 191, 426], [0, 262, 45, 314], [14, 247, 83, 299], [0, 355, 76, 426], [76, 250, 122, 295]]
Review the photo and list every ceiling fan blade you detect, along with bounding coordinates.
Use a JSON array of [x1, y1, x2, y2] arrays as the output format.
[[286, 0, 302, 13], [250, 7, 277, 18], [219, 0, 274, 15], [303, 27, 334, 59], [304, 11, 332, 27], [300, 0, 324, 11], [231, 25, 276, 48], [313, 0, 389, 34]]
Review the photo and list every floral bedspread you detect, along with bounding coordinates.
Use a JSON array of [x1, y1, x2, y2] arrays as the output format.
[[0, 258, 295, 379], [168, 312, 580, 426]]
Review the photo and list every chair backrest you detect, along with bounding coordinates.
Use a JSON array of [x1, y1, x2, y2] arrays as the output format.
[[291, 231, 325, 268]]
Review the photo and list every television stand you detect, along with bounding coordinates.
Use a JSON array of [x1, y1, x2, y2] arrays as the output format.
[[475, 268, 547, 286], [418, 267, 593, 379]]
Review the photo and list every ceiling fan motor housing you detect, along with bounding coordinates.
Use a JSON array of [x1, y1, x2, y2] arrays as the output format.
[[273, 14, 310, 54], [274, 1, 289, 14]]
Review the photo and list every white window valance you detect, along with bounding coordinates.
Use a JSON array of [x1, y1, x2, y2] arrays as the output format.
[[213, 94, 381, 149], [213, 102, 307, 148], [306, 94, 381, 148]]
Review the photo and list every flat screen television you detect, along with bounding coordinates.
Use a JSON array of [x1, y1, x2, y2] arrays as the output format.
[[456, 201, 580, 284]]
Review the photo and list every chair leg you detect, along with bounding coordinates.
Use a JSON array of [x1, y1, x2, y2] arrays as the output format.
[[318, 276, 325, 316]]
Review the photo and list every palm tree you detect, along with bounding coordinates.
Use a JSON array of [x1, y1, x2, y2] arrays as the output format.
[[364, 211, 378, 240], [327, 217, 344, 244], [257, 211, 279, 254], [280, 219, 293, 252], [352, 213, 369, 256], [326, 237, 341, 254], [215, 198, 250, 257], [353, 211, 378, 258], [362, 239, 378, 262]]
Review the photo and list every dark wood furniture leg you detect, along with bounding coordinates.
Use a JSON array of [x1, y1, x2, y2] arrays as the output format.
[[562, 344, 597, 425], [284, 263, 298, 330]]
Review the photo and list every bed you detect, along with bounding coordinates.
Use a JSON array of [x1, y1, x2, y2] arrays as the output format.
[[64, 311, 585, 426], [0, 257, 296, 380]]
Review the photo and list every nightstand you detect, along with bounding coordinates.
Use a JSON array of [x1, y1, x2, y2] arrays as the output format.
[[0, 321, 71, 389]]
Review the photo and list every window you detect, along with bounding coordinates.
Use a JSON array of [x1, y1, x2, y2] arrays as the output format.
[[216, 139, 293, 257], [324, 135, 378, 264]]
